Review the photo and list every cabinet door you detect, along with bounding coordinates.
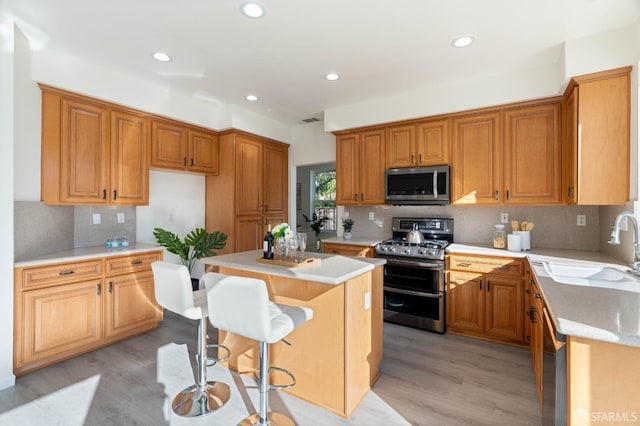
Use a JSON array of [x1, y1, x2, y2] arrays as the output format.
[[447, 271, 484, 333], [576, 73, 630, 205], [563, 87, 578, 204], [336, 133, 360, 205], [188, 129, 219, 174], [150, 120, 188, 171], [60, 98, 110, 204], [235, 136, 263, 215], [104, 270, 162, 339], [235, 216, 263, 252], [416, 119, 449, 166], [264, 214, 285, 236], [503, 103, 561, 205], [110, 110, 150, 205], [21, 279, 103, 365], [484, 274, 523, 341], [360, 129, 385, 204], [451, 112, 501, 205], [263, 142, 288, 214], [386, 125, 416, 168]]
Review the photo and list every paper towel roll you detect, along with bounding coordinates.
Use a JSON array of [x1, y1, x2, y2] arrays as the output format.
[[507, 234, 522, 252], [513, 231, 530, 250]]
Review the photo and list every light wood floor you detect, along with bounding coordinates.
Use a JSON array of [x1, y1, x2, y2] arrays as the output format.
[[0, 313, 541, 425]]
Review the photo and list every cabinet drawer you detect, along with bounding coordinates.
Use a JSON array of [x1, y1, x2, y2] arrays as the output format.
[[20, 260, 103, 289], [448, 255, 523, 276], [323, 243, 374, 258], [105, 251, 162, 276]]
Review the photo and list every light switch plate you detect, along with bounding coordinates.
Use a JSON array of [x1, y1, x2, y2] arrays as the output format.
[[92, 213, 101, 225], [117, 213, 125, 224]]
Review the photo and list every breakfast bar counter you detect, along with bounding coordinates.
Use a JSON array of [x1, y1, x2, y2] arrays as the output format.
[[201, 250, 385, 418]]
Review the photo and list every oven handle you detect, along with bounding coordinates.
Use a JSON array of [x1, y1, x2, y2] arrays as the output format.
[[383, 258, 444, 269], [384, 286, 444, 299]]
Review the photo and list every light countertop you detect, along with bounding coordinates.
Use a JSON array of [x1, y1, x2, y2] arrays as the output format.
[[201, 249, 385, 285], [321, 237, 383, 247], [14, 243, 162, 268], [448, 243, 640, 348]]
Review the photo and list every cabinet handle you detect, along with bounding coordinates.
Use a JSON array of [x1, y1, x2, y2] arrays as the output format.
[[265, 205, 269, 212], [183, 157, 187, 166], [103, 189, 107, 200], [568, 186, 574, 199], [487, 281, 491, 292], [479, 281, 482, 290], [109, 282, 113, 293], [535, 293, 542, 299], [506, 190, 510, 200], [495, 190, 499, 200], [526, 288, 530, 294], [526, 336, 531, 342], [190, 158, 194, 167], [113, 190, 117, 200], [59, 270, 75, 276], [458, 262, 471, 267], [354, 194, 358, 201], [418, 154, 422, 164], [411, 154, 414, 164], [131, 260, 143, 265], [97, 283, 102, 295], [361, 193, 364, 201], [331, 250, 340, 254]]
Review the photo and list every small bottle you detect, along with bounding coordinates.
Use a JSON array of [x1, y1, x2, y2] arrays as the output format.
[[493, 224, 506, 249], [263, 224, 274, 259]]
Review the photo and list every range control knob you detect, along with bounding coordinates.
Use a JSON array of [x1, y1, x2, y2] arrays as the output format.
[[403, 247, 412, 254]]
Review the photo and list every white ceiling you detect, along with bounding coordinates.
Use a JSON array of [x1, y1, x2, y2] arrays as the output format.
[[3, 0, 640, 125]]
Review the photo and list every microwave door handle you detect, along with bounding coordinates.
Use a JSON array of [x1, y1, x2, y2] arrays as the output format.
[[433, 170, 438, 199]]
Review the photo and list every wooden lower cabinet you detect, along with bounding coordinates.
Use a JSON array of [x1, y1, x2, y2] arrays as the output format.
[[14, 250, 163, 375], [446, 254, 524, 345], [322, 243, 375, 258]]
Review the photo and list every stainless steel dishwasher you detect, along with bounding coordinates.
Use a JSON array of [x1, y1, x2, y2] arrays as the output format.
[[543, 308, 567, 425]]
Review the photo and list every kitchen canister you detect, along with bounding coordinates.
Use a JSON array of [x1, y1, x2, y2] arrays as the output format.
[[514, 230, 530, 250], [507, 234, 522, 252]]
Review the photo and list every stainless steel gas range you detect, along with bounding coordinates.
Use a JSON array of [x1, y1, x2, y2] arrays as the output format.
[[375, 217, 454, 333]]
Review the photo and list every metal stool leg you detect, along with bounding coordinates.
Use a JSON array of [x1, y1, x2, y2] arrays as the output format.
[[172, 318, 231, 417], [240, 341, 295, 426]]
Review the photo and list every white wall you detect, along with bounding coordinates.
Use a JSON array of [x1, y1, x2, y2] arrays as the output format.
[[0, 22, 18, 391]]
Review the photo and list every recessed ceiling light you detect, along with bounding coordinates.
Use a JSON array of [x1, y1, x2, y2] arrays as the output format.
[[246, 94, 259, 101], [451, 35, 476, 48], [325, 72, 340, 81], [241, 2, 265, 18], [152, 52, 172, 62]]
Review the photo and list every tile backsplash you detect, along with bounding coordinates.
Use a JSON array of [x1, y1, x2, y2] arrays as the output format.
[[14, 201, 136, 261]]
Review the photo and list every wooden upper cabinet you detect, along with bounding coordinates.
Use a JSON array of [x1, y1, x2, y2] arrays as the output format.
[[188, 129, 219, 174], [451, 111, 501, 205], [150, 120, 218, 175], [263, 142, 287, 214], [41, 85, 149, 206], [110, 110, 149, 205], [336, 130, 385, 205], [150, 120, 188, 170], [502, 103, 561, 205], [563, 67, 631, 205], [235, 135, 263, 215], [386, 120, 449, 168], [59, 98, 110, 204]]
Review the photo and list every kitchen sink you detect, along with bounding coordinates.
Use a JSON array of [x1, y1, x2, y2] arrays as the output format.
[[542, 262, 640, 293]]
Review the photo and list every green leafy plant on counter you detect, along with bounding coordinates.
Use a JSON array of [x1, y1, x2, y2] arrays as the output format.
[[342, 217, 354, 232], [153, 227, 227, 273], [303, 212, 328, 237]]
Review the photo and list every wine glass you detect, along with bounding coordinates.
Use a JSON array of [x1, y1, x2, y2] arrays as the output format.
[[275, 237, 287, 261], [297, 232, 307, 262], [288, 234, 299, 262]]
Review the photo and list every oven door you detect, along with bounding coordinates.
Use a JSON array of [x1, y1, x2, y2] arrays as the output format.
[[382, 257, 446, 333]]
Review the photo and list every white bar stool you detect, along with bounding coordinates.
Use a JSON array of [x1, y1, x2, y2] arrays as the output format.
[[151, 261, 231, 417], [204, 272, 313, 426]]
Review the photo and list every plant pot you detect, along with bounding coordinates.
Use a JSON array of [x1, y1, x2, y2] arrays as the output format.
[[190, 278, 200, 292], [344, 232, 352, 240]]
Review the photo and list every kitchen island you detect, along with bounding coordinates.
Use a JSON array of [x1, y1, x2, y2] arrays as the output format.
[[201, 250, 385, 418]]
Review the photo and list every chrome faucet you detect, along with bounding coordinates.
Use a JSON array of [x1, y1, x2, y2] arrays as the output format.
[[608, 211, 640, 275]]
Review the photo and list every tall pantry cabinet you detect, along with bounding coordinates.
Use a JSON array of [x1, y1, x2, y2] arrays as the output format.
[[206, 130, 289, 253]]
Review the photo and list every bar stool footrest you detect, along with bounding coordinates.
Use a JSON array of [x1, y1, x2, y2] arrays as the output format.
[[254, 366, 296, 390], [204, 343, 230, 366]]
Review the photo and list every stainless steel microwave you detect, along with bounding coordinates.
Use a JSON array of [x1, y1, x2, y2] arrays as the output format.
[[385, 165, 450, 205]]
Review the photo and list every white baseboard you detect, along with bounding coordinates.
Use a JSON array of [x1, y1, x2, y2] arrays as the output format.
[[0, 374, 16, 390]]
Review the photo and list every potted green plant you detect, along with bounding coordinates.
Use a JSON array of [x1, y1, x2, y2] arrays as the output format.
[[303, 213, 328, 251], [153, 227, 227, 290], [342, 217, 354, 240]]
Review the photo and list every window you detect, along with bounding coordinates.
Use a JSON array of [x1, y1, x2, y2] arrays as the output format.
[[312, 170, 336, 232]]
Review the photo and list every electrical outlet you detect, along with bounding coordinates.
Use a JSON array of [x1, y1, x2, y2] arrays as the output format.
[[500, 213, 509, 224], [368, 212, 375, 221], [92, 213, 101, 225], [577, 214, 586, 226], [117, 213, 125, 224]]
